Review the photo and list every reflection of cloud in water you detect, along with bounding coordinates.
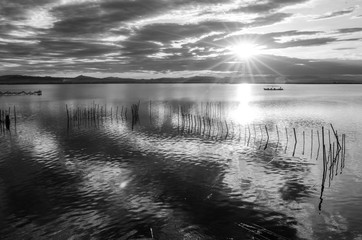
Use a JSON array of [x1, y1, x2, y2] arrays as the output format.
[[98, 119, 313, 235], [11, 106, 326, 239], [15, 121, 65, 166], [62, 123, 302, 237], [68, 159, 174, 221], [81, 165, 129, 192], [224, 155, 285, 204], [66, 107, 347, 239], [32, 133, 59, 157]]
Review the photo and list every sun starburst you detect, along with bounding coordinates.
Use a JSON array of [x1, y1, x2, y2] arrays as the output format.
[[229, 42, 265, 60]]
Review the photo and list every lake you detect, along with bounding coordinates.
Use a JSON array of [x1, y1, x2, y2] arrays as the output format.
[[0, 84, 362, 239]]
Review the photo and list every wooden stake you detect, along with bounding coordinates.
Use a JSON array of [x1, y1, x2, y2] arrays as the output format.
[[264, 125, 269, 150], [302, 131, 305, 155], [13, 105, 16, 124]]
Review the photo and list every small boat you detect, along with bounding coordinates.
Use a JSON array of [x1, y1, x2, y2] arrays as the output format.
[[264, 86, 283, 91]]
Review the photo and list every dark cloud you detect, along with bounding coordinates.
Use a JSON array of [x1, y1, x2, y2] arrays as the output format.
[[120, 40, 162, 57], [48, 0, 232, 37], [268, 30, 322, 36], [49, 2, 116, 37], [0, 23, 20, 35], [0, 38, 122, 60], [337, 37, 362, 42], [0, 42, 39, 58], [39, 39, 121, 57], [275, 37, 337, 48], [314, 7, 355, 20], [45, 0, 297, 39], [246, 12, 293, 28], [337, 28, 362, 33], [126, 22, 241, 44], [334, 47, 355, 50], [191, 30, 331, 51], [232, 0, 310, 13], [122, 12, 294, 51]]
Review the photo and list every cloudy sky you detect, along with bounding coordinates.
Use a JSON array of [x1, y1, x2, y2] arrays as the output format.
[[1, 0, 362, 78]]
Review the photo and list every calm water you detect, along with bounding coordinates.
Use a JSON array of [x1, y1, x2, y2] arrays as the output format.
[[0, 84, 362, 239]]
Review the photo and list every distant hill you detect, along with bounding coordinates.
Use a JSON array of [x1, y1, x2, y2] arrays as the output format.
[[0, 74, 361, 84]]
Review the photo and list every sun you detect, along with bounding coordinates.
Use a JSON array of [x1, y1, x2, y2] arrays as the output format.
[[229, 42, 264, 60]]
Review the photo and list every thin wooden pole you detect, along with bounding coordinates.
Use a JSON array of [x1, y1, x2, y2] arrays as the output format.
[[302, 131, 305, 155], [264, 125, 269, 150], [13, 105, 16, 125], [311, 129, 313, 159], [293, 128, 297, 156]]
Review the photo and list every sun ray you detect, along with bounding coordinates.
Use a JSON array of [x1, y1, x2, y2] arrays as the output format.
[[251, 55, 285, 77]]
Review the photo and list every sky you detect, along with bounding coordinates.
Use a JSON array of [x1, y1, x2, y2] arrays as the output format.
[[1, 0, 362, 79]]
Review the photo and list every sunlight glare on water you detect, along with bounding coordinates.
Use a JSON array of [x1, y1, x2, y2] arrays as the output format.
[[230, 84, 257, 124]]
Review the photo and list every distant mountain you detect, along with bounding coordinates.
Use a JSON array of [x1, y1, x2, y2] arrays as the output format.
[[75, 75, 98, 80], [0, 75, 66, 84], [0, 74, 361, 84]]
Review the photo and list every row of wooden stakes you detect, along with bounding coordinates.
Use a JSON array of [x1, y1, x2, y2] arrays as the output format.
[[64, 102, 347, 160]]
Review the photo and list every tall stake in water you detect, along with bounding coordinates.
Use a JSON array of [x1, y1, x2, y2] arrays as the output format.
[[292, 128, 297, 156], [264, 125, 269, 150], [224, 120, 229, 139], [316, 130, 320, 160], [13, 106, 16, 125], [253, 124, 256, 145], [311, 129, 313, 159], [319, 126, 326, 211], [302, 131, 305, 155], [259, 125, 263, 146], [247, 125, 251, 146]]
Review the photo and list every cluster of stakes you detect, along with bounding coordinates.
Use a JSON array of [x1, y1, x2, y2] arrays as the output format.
[[318, 125, 346, 211], [65, 102, 136, 127], [0, 106, 16, 134]]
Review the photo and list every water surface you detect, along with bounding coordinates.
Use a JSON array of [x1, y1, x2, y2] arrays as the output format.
[[0, 84, 361, 239]]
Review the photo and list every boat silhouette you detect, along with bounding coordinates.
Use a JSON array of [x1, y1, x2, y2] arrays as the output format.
[[263, 86, 283, 91]]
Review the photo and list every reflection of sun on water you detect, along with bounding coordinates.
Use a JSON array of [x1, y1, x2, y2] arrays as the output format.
[[230, 84, 256, 124]]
